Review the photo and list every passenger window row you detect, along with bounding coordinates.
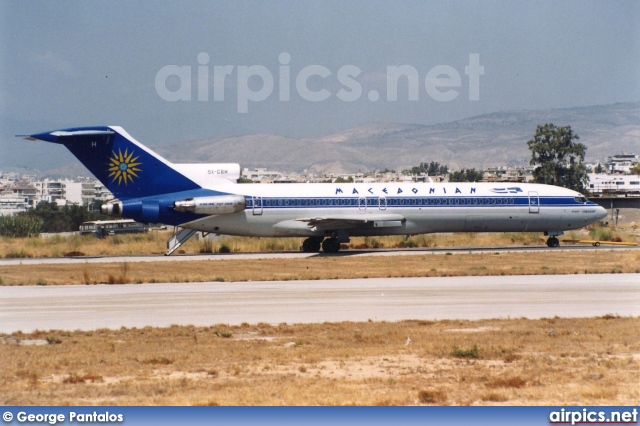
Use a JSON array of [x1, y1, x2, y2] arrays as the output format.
[[245, 197, 518, 207]]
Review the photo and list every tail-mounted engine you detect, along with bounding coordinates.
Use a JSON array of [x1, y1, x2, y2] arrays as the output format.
[[99, 194, 245, 225], [173, 195, 245, 215], [100, 201, 122, 216]]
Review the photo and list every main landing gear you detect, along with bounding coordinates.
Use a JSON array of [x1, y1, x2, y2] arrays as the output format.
[[321, 238, 341, 253], [301, 237, 323, 253], [301, 237, 341, 253], [546, 236, 560, 248]]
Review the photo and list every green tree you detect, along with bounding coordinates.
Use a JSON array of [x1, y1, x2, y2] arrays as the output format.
[[449, 168, 484, 182], [334, 176, 354, 183], [402, 161, 448, 176], [527, 124, 588, 192], [22, 202, 65, 232], [21, 201, 101, 233], [63, 204, 97, 231], [631, 163, 640, 175], [0, 215, 44, 237]]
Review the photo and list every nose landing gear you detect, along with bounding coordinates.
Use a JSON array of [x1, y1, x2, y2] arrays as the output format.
[[546, 236, 560, 248]]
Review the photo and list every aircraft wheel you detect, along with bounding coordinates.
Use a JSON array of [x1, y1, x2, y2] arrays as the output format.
[[546, 237, 559, 248], [593, 242, 600, 247], [321, 238, 341, 253], [302, 237, 322, 253]]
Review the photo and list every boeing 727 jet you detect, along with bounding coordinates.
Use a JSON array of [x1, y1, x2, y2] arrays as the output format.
[[23, 126, 607, 254]]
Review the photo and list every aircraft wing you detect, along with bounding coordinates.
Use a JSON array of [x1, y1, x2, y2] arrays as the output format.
[[296, 213, 406, 230]]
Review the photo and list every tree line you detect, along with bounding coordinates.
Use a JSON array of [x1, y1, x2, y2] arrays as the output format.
[[0, 202, 105, 237], [402, 161, 449, 177]]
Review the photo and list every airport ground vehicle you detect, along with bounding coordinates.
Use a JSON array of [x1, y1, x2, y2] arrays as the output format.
[[80, 219, 146, 238]]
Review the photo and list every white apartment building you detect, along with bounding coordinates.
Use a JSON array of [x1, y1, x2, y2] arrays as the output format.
[[606, 153, 638, 174], [587, 173, 640, 195], [0, 174, 113, 216]]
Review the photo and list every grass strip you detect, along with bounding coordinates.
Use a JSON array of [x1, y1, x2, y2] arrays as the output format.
[[1, 250, 638, 286]]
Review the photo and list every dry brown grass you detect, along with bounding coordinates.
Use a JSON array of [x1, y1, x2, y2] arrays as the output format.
[[1, 250, 639, 286], [1, 232, 169, 259], [2, 225, 637, 259], [1, 317, 638, 405]]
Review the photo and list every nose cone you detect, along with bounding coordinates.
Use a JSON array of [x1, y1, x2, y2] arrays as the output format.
[[596, 206, 607, 221]]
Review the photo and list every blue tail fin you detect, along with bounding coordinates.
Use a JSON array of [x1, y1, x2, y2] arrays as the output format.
[[28, 126, 200, 200]]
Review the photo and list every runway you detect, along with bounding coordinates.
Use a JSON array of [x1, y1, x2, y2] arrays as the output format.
[[0, 244, 637, 266], [1, 274, 638, 333]]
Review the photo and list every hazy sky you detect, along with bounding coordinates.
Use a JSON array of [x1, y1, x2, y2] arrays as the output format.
[[1, 0, 639, 168]]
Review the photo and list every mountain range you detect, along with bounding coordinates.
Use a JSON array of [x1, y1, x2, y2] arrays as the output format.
[[7, 102, 639, 177], [155, 102, 639, 175]]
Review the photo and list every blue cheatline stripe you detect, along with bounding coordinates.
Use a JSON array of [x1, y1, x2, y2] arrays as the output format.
[[244, 196, 589, 209]]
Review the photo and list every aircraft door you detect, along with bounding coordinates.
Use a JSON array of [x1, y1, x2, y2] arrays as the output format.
[[379, 196, 387, 210], [528, 191, 539, 213], [358, 197, 367, 210], [252, 196, 263, 215]]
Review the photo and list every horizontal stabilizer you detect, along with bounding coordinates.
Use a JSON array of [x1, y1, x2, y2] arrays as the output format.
[[50, 130, 115, 137], [22, 128, 116, 144]]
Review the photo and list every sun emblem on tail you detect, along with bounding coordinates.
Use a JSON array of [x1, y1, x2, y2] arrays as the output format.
[[107, 148, 142, 185]]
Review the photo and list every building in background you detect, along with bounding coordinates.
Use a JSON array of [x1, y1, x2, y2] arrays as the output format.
[[587, 174, 640, 196], [0, 173, 113, 216], [606, 153, 638, 175]]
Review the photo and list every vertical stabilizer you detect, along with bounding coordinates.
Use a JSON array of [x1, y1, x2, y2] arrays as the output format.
[[28, 126, 201, 200]]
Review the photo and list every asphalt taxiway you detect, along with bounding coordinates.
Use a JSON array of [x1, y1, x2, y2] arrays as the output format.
[[1, 274, 637, 333]]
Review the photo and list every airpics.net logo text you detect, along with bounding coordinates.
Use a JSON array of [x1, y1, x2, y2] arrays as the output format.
[[155, 53, 484, 113]]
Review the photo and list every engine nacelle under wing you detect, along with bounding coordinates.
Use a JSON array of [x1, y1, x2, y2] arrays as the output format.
[[173, 195, 246, 215]]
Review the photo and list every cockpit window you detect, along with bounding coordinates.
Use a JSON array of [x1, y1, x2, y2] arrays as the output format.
[[574, 196, 588, 203]]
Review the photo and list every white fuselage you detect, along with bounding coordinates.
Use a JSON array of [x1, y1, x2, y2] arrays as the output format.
[[180, 181, 607, 238]]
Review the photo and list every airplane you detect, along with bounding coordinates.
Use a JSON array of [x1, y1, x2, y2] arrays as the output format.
[[22, 126, 608, 254]]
